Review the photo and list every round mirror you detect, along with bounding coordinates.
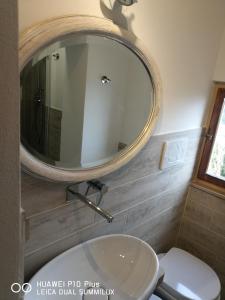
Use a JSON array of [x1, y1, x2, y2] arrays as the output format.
[[20, 16, 161, 181]]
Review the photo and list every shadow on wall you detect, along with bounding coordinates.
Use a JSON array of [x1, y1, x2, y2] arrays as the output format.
[[100, 0, 136, 33]]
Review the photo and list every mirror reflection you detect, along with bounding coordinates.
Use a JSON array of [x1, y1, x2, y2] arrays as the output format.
[[21, 35, 154, 169]]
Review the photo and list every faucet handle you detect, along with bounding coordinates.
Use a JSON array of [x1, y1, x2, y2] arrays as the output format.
[[87, 180, 108, 194], [86, 180, 108, 206]]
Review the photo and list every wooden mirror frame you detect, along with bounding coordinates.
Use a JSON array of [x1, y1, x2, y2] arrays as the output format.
[[20, 15, 162, 182]]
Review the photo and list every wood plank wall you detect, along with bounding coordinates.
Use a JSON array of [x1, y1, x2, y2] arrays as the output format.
[[22, 129, 202, 279]]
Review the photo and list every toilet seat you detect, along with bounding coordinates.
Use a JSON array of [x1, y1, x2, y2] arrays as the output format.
[[158, 248, 221, 300]]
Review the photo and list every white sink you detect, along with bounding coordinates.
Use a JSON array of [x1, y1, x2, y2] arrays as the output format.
[[25, 234, 159, 300]]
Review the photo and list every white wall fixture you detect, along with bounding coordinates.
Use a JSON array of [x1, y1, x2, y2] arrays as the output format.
[[159, 138, 188, 170], [20, 15, 162, 182]]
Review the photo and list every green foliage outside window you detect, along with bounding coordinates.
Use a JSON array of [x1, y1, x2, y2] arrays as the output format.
[[221, 154, 225, 177]]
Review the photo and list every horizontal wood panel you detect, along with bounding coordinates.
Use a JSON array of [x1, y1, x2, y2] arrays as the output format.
[[23, 129, 202, 278]]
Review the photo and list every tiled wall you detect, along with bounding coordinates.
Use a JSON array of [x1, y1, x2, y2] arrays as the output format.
[[22, 129, 202, 279], [177, 186, 225, 298]]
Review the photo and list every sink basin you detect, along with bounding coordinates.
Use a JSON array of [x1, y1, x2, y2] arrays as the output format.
[[25, 234, 159, 300]]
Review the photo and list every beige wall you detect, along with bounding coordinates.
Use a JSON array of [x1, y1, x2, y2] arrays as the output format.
[[19, 0, 225, 134], [214, 27, 225, 82], [0, 0, 22, 299]]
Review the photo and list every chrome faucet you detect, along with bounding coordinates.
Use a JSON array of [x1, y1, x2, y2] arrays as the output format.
[[85, 180, 108, 206], [66, 182, 113, 223], [117, 0, 138, 6]]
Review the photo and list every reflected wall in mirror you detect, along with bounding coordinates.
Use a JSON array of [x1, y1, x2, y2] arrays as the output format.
[[21, 35, 154, 169]]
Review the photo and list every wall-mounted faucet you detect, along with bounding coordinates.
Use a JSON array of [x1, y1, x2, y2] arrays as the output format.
[[117, 0, 138, 6], [66, 181, 113, 223], [85, 180, 108, 205]]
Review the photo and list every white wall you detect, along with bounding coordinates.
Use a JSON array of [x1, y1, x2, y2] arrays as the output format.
[[19, 0, 225, 134], [49, 48, 65, 111], [121, 54, 153, 144], [81, 38, 128, 166], [40, 41, 88, 167], [60, 45, 88, 167]]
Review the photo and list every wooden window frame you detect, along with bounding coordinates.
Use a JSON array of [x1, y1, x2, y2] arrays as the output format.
[[198, 87, 225, 188]]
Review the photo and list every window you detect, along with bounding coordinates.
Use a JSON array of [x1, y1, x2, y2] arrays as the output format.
[[198, 87, 225, 188]]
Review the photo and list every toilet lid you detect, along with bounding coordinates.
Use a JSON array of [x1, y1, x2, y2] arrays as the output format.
[[159, 248, 221, 300]]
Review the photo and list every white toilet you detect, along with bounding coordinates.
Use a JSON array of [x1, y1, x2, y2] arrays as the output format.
[[150, 248, 221, 300]]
